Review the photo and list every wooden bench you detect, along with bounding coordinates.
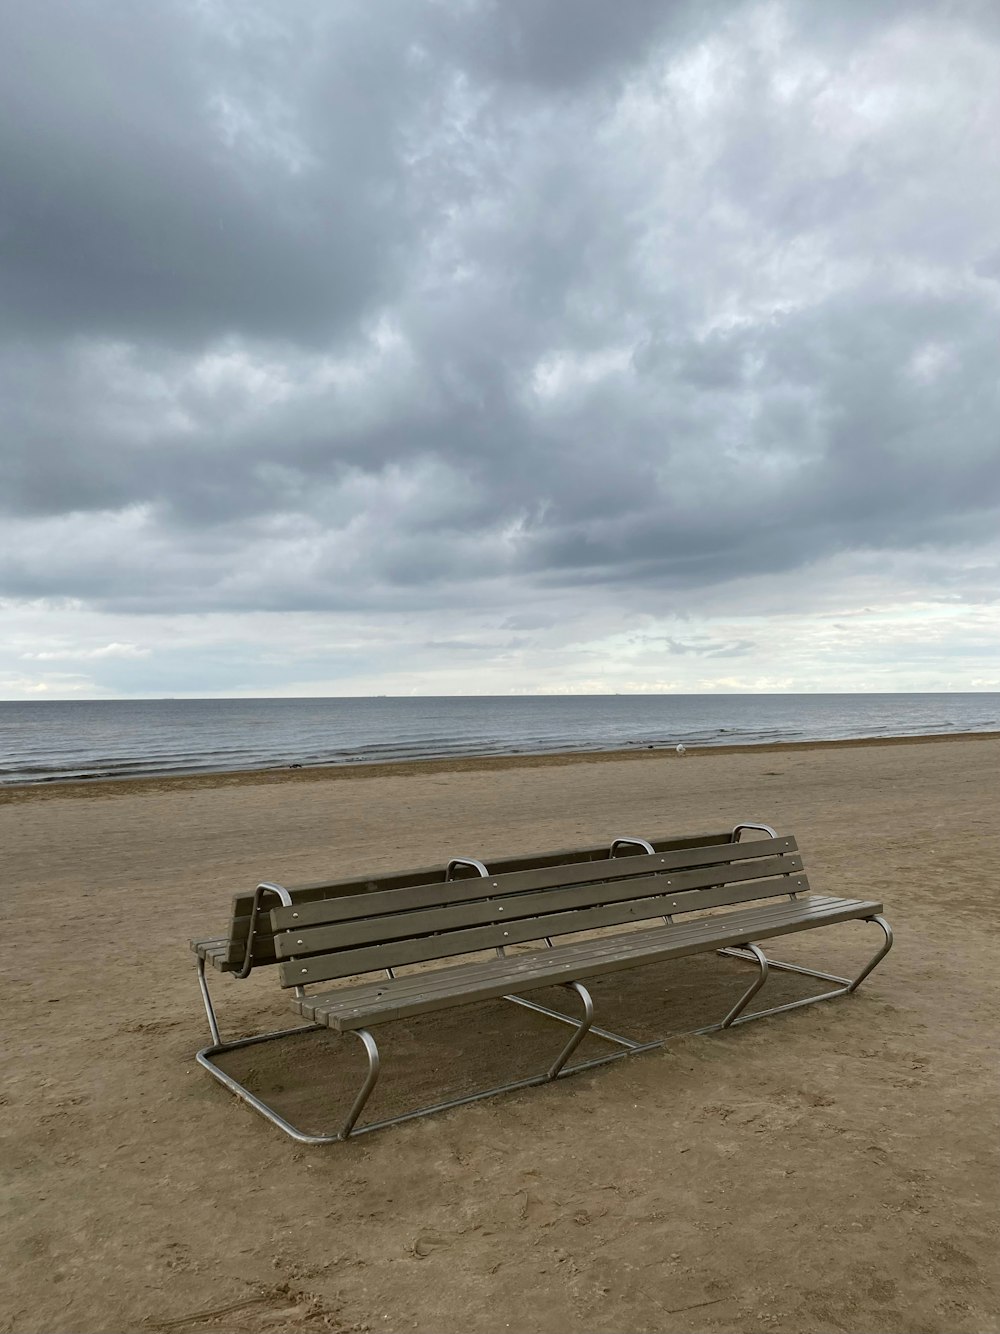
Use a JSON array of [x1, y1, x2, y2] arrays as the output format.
[[191, 823, 892, 1143]]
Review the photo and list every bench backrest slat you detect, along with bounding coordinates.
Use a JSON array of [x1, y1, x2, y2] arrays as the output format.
[[273, 838, 805, 987], [220, 828, 737, 967], [279, 871, 807, 986], [273, 848, 802, 960], [271, 835, 797, 933]]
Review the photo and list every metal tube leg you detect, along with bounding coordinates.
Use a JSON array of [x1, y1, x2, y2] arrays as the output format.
[[547, 982, 594, 1079], [848, 915, 893, 993], [340, 1029, 381, 1139], [720, 944, 769, 1028], [196, 956, 222, 1046]]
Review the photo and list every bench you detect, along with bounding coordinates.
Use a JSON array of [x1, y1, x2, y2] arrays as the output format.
[[191, 823, 892, 1143]]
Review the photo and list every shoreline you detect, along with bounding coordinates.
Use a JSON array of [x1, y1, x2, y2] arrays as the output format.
[[3, 727, 998, 804]]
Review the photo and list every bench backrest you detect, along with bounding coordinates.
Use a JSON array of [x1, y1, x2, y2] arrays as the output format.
[[219, 829, 740, 969], [268, 833, 806, 989]]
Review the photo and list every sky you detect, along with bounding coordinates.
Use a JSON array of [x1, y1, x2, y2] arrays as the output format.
[[1, 0, 998, 699]]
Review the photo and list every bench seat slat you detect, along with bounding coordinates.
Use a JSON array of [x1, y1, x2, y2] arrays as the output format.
[[299, 896, 859, 1013], [273, 854, 805, 960], [270, 836, 797, 932], [191, 935, 275, 972], [190, 939, 235, 972], [295, 894, 882, 1030], [191, 937, 229, 954]]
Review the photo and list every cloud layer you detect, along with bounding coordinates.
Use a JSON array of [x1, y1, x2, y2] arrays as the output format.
[[1, 0, 998, 695]]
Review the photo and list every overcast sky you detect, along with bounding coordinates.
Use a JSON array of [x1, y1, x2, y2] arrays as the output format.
[[1, 0, 998, 699]]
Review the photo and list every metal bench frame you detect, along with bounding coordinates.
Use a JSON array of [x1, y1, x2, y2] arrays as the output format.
[[193, 823, 892, 1143]]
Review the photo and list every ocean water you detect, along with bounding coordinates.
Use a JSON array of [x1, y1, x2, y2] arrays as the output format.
[[0, 693, 997, 786]]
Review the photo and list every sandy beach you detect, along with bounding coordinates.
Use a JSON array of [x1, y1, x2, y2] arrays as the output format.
[[2, 735, 998, 1334]]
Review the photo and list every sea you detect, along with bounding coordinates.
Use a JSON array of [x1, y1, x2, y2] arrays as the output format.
[[0, 693, 997, 786]]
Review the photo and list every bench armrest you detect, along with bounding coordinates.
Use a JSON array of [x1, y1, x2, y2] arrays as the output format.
[[236, 881, 293, 978]]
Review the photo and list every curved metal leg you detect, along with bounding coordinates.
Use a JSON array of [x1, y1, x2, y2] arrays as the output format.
[[195, 970, 633, 1143], [197, 956, 223, 1045], [195, 954, 320, 1048], [197, 1025, 380, 1144], [706, 916, 895, 1030], [848, 915, 893, 992], [547, 981, 595, 1078], [340, 1030, 381, 1138], [720, 943, 768, 1027], [197, 916, 896, 1144]]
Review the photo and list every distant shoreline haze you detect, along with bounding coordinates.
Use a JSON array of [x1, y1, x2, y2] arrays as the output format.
[[2, 693, 997, 786]]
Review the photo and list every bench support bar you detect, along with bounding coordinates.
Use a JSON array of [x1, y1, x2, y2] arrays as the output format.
[[503, 992, 648, 1051], [194, 916, 892, 1142], [717, 949, 852, 987]]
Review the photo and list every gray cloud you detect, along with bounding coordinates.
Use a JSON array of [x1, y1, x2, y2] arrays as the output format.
[[0, 1, 431, 347], [1, 0, 998, 649]]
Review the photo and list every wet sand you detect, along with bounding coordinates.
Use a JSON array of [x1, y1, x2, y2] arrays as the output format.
[[2, 735, 998, 1333]]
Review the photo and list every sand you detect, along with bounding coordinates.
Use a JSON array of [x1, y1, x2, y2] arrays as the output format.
[[2, 735, 998, 1334]]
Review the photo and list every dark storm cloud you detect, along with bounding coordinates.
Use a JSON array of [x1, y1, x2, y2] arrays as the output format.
[[1, 0, 998, 617], [0, 0, 430, 346]]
